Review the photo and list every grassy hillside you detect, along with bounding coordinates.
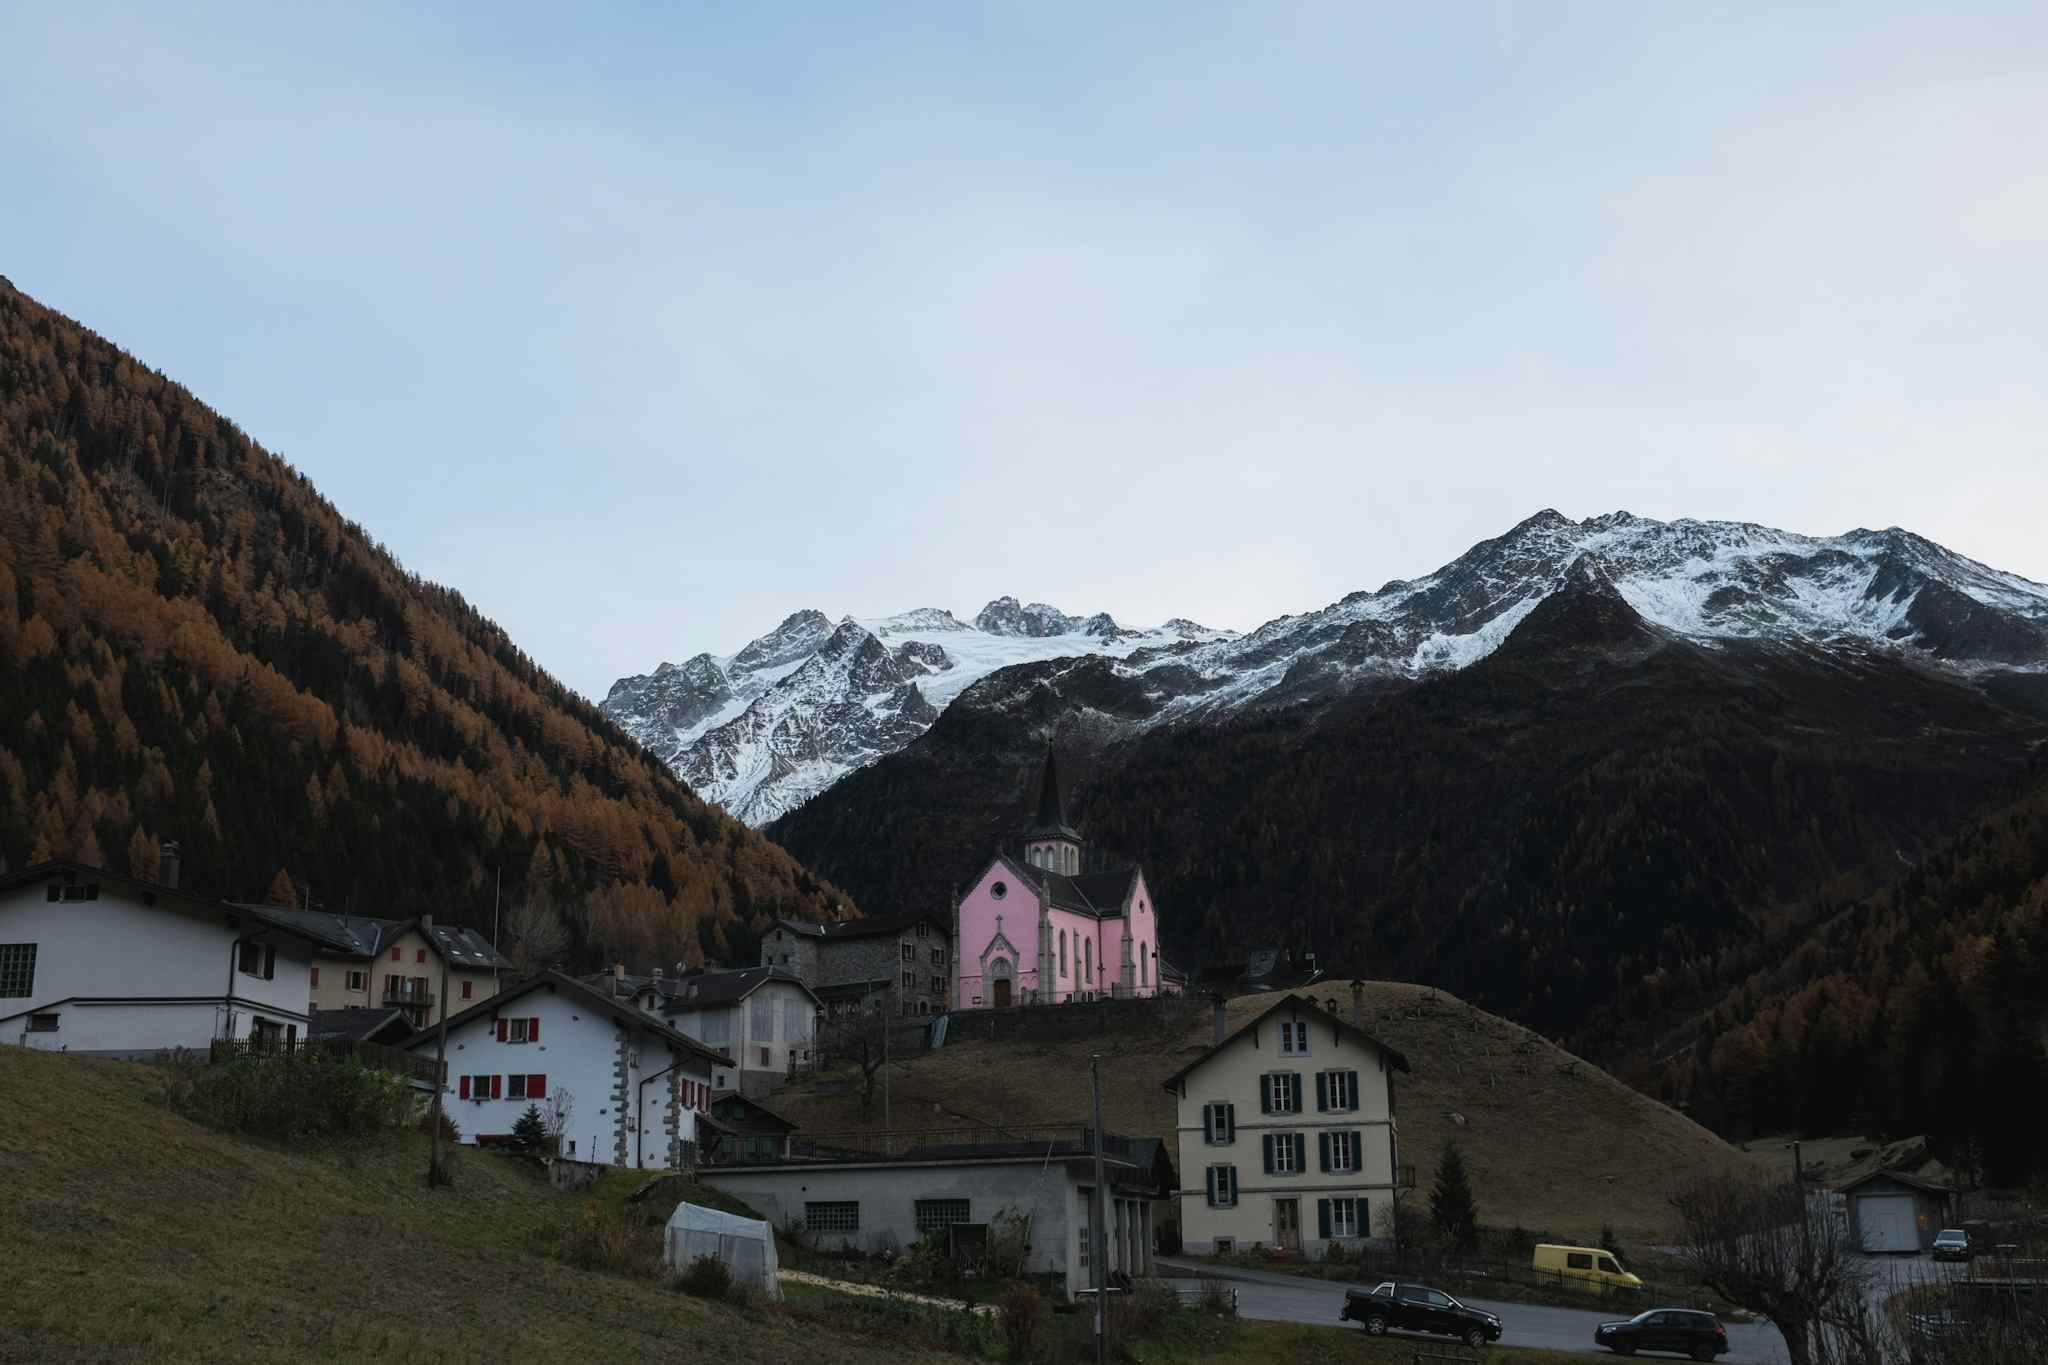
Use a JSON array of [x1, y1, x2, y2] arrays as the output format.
[[0, 1045, 966, 1365], [0, 277, 852, 968], [773, 982, 1770, 1244]]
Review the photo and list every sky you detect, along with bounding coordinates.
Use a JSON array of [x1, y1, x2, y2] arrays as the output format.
[[5, 2, 2047, 699]]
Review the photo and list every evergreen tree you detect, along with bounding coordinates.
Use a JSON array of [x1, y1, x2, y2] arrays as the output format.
[[511, 1103, 547, 1152], [1430, 1138, 1480, 1252], [266, 867, 298, 907]]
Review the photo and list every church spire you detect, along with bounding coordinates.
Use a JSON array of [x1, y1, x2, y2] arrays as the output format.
[[1021, 747, 1083, 872]]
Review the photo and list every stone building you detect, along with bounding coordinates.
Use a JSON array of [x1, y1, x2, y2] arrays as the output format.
[[759, 910, 952, 1017]]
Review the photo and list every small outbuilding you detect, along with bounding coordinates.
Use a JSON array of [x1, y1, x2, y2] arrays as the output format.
[[664, 1202, 781, 1300], [1839, 1170, 1953, 1253]]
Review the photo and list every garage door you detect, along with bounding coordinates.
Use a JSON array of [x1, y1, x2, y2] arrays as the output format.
[[1859, 1194, 1918, 1252]]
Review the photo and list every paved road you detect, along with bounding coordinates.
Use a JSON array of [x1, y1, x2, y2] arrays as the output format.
[[1157, 1257, 1792, 1362]]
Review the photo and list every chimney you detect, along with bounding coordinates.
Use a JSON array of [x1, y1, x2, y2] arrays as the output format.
[[159, 840, 181, 890], [651, 966, 664, 980], [1350, 979, 1364, 1029], [1212, 993, 1227, 1045], [613, 961, 626, 980]]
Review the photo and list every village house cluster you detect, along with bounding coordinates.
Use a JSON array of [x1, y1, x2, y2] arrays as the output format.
[[0, 753, 1429, 1299]]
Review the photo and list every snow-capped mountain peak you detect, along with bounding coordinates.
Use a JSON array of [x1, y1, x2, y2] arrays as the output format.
[[601, 602, 1234, 825], [601, 513, 2046, 827]]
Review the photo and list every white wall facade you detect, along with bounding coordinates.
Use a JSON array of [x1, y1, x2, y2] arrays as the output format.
[[1171, 1005, 1400, 1259], [667, 979, 815, 1091], [419, 984, 713, 1169], [703, 1158, 1153, 1300], [0, 878, 312, 1056]]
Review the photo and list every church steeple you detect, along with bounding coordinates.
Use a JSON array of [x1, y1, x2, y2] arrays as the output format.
[[1021, 747, 1084, 874]]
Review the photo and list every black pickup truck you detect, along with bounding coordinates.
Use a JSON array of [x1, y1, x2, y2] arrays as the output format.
[[1341, 1281, 1503, 1348]]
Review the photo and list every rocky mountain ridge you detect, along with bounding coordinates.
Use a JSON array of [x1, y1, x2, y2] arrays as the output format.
[[609, 510, 2048, 825], [601, 602, 1231, 824]]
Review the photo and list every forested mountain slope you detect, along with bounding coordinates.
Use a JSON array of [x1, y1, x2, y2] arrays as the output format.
[[1649, 756, 2048, 1185], [771, 574, 2048, 1065], [0, 277, 850, 966]]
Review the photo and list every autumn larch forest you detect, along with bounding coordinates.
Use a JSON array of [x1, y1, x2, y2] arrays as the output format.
[[0, 277, 854, 970]]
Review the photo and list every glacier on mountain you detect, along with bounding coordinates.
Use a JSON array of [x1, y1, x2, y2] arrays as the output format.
[[602, 513, 2048, 826]]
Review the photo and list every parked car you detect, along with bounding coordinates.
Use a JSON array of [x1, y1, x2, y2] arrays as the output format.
[[1931, 1229, 1973, 1262], [1341, 1281, 1503, 1348], [1593, 1308, 1728, 1360], [1534, 1242, 1646, 1296]]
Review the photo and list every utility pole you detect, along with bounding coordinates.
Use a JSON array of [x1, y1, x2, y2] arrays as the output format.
[[883, 981, 892, 1138], [1091, 1052, 1106, 1365], [491, 866, 502, 991], [428, 914, 453, 1186]]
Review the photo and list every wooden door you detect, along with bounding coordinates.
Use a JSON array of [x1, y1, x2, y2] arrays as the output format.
[[993, 979, 1012, 1008], [1275, 1198, 1301, 1253]]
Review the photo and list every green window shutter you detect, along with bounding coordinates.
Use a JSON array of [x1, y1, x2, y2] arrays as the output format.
[[1259, 1075, 1272, 1115], [1224, 1103, 1235, 1141], [1262, 1134, 1275, 1175], [1294, 1133, 1307, 1172], [1292, 1073, 1303, 1111], [1355, 1128, 1366, 1171], [1318, 1199, 1332, 1240], [1347, 1069, 1360, 1111], [1206, 1166, 1218, 1206], [1315, 1071, 1328, 1112], [1202, 1105, 1215, 1143], [1319, 1131, 1331, 1172]]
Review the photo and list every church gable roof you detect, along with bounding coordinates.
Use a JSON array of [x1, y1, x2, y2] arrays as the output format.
[[987, 853, 1138, 918]]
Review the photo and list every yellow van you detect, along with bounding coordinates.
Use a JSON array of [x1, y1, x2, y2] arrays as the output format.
[[1532, 1243, 1644, 1296]]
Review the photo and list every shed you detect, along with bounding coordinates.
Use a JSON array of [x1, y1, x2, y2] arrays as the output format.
[[1839, 1170, 1953, 1253], [664, 1202, 781, 1300]]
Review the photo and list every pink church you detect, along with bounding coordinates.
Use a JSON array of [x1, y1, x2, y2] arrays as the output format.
[[952, 751, 1180, 1009]]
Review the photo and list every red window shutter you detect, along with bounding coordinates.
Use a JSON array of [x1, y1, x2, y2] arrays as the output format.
[[416, 948, 426, 963], [462, 980, 472, 1000], [530, 1073, 545, 1099], [391, 946, 400, 961], [490, 1075, 502, 1099], [310, 967, 320, 988], [528, 1017, 539, 1042], [459, 1076, 470, 1099], [496, 1018, 508, 1042]]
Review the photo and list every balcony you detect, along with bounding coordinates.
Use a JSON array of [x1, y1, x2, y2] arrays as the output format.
[[382, 982, 436, 1010]]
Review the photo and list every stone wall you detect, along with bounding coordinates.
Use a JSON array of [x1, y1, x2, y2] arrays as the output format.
[[939, 993, 1200, 1048]]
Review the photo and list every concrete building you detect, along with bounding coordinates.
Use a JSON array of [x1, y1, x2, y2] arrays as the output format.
[[702, 1132, 1162, 1300], [760, 910, 952, 1017], [1163, 991, 1410, 1258], [0, 857, 324, 1056], [1840, 1170, 1954, 1253], [406, 970, 725, 1168]]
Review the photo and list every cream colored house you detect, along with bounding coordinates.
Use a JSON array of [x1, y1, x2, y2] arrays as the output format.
[[1163, 993, 1409, 1258], [255, 908, 510, 1031]]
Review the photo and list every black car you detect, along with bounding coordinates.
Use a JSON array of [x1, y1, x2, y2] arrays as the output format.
[[1593, 1307, 1728, 1360], [1341, 1281, 1504, 1348]]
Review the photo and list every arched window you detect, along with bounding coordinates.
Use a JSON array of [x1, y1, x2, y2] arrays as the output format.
[[1059, 929, 1067, 975], [1141, 948, 1149, 987], [1084, 939, 1093, 983]]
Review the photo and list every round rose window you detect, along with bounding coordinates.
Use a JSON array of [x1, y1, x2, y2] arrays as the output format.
[[991, 881, 1008, 899]]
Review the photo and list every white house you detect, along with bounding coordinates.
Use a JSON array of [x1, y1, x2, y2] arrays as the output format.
[[0, 858, 322, 1057], [1163, 992, 1410, 1258], [652, 966, 819, 1098], [408, 971, 726, 1169]]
